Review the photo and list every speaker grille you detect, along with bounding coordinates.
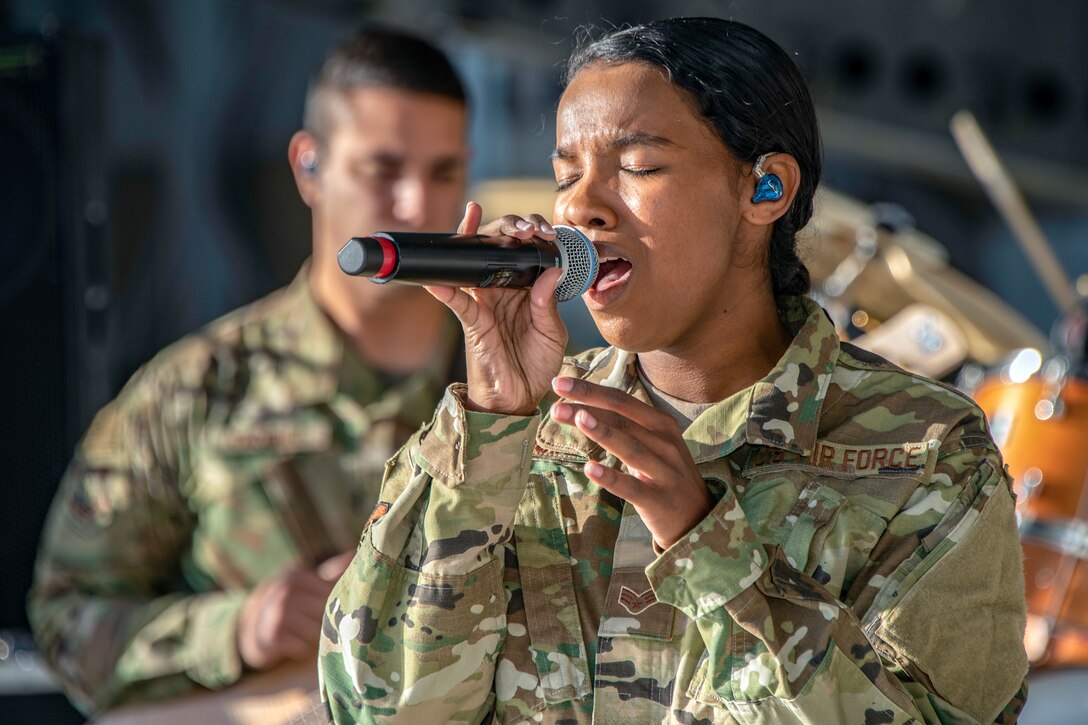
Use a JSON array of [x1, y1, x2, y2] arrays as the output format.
[[553, 225, 597, 302]]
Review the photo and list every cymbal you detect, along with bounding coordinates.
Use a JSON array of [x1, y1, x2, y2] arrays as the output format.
[[801, 188, 1048, 366]]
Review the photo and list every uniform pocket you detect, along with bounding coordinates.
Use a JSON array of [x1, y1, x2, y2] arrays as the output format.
[[779, 481, 846, 572], [399, 556, 507, 659], [684, 616, 777, 707], [681, 475, 898, 711], [520, 562, 593, 704], [779, 480, 891, 596], [688, 638, 919, 723], [745, 472, 898, 599], [809, 492, 889, 596]]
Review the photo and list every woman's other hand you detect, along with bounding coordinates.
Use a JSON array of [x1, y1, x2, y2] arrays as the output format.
[[550, 376, 714, 549]]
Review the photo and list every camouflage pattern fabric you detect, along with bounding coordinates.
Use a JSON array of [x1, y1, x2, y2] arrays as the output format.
[[28, 265, 457, 715], [317, 296, 1029, 724]]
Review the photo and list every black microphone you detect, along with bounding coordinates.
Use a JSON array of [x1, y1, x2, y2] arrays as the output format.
[[337, 225, 598, 302]]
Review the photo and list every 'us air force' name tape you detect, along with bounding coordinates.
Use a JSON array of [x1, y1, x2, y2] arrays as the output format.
[[746, 440, 939, 476]]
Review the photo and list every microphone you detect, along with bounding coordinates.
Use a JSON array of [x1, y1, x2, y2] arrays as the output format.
[[337, 225, 598, 302]]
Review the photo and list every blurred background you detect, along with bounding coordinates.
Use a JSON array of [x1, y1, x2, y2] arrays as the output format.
[[1, 0, 1086, 721]]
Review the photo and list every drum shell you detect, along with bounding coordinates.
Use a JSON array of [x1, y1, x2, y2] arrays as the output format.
[[974, 377, 1088, 667], [1019, 542, 1088, 631]]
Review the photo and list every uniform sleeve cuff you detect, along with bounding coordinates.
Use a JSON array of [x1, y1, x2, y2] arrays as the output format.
[[185, 589, 249, 689], [415, 383, 541, 489], [646, 491, 770, 620]]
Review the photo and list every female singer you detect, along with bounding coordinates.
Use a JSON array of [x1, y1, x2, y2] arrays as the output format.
[[316, 17, 1028, 724]]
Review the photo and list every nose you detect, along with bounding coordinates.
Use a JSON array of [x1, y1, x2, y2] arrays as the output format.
[[391, 176, 427, 229], [555, 170, 618, 230]]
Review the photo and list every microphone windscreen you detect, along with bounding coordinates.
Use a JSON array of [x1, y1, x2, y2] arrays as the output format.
[[553, 225, 598, 302]]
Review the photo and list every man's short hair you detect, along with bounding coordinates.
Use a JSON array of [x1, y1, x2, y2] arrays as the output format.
[[304, 26, 468, 147]]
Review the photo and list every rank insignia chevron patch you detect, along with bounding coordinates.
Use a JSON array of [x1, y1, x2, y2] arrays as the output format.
[[618, 585, 659, 614]]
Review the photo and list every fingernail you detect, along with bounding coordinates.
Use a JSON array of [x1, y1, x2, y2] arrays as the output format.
[[577, 410, 597, 429], [551, 402, 571, 420], [585, 461, 604, 478], [552, 376, 572, 393], [515, 219, 533, 231], [540, 222, 555, 234]]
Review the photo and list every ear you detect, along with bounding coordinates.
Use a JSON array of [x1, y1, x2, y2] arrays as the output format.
[[288, 130, 320, 208], [740, 153, 801, 228]]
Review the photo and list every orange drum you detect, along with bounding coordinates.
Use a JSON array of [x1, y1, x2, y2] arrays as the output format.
[[974, 370, 1088, 668]]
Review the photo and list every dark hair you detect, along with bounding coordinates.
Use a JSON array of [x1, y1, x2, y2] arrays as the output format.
[[565, 18, 820, 296], [305, 27, 468, 146]]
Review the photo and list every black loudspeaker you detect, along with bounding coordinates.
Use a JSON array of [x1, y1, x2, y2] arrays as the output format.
[[0, 30, 112, 635]]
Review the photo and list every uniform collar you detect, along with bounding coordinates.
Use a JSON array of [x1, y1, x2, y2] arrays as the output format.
[[265, 261, 350, 407], [268, 261, 457, 409], [728, 296, 839, 459], [535, 297, 840, 463]]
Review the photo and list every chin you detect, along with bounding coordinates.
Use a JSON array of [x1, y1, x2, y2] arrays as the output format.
[[590, 313, 657, 353]]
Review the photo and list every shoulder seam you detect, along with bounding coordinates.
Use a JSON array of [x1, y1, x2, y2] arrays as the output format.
[[837, 344, 980, 410]]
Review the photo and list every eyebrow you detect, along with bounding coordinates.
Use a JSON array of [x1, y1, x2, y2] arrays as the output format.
[[551, 131, 676, 160], [357, 153, 465, 170], [431, 156, 466, 172], [358, 152, 404, 166]]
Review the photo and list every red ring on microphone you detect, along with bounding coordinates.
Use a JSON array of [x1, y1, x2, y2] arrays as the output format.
[[374, 236, 397, 279]]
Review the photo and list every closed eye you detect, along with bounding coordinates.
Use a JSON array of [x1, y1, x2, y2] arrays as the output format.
[[555, 176, 580, 192], [555, 166, 661, 191]]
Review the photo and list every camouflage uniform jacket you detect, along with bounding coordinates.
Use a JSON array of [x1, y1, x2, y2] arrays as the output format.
[[28, 265, 458, 714], [317, 296, 1029, 724]]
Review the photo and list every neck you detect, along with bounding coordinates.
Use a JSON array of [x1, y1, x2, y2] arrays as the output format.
[[637, 287, 792, 404], [309, 241, 449, 375]]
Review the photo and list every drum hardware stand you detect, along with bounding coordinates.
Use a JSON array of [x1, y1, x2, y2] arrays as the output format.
[[1034, 357, 1070, 421], [816, 204, 916, 334], [955, 362, 988, 397], [1017, 467, 1044, 507], [813, 219, 877, 331], [821, 224, 876, 299], [1023, 462, 1088, 664]]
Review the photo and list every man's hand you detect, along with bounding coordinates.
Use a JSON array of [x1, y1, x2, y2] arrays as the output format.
[[236, 550, 354, 671]]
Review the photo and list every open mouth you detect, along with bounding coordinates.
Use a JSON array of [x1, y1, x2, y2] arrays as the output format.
[[591, 255, 633, 294]]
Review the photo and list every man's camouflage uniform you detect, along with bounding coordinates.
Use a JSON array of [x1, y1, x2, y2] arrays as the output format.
[[28, 266, 457, 715], [317, 297, 1029, 724]]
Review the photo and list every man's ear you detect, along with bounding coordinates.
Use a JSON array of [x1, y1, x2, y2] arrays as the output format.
[[288, 130, 320, 208], [740, 153, 801, 227]]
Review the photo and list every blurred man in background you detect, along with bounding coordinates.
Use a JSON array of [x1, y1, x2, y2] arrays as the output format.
[[27, 26, 469, 716]]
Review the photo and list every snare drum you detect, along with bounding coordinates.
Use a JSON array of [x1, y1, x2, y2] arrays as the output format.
[[973, 364, 1088, 668]]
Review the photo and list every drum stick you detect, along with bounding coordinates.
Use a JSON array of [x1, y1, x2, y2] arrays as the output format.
[[949, 110, 1080, 315]]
